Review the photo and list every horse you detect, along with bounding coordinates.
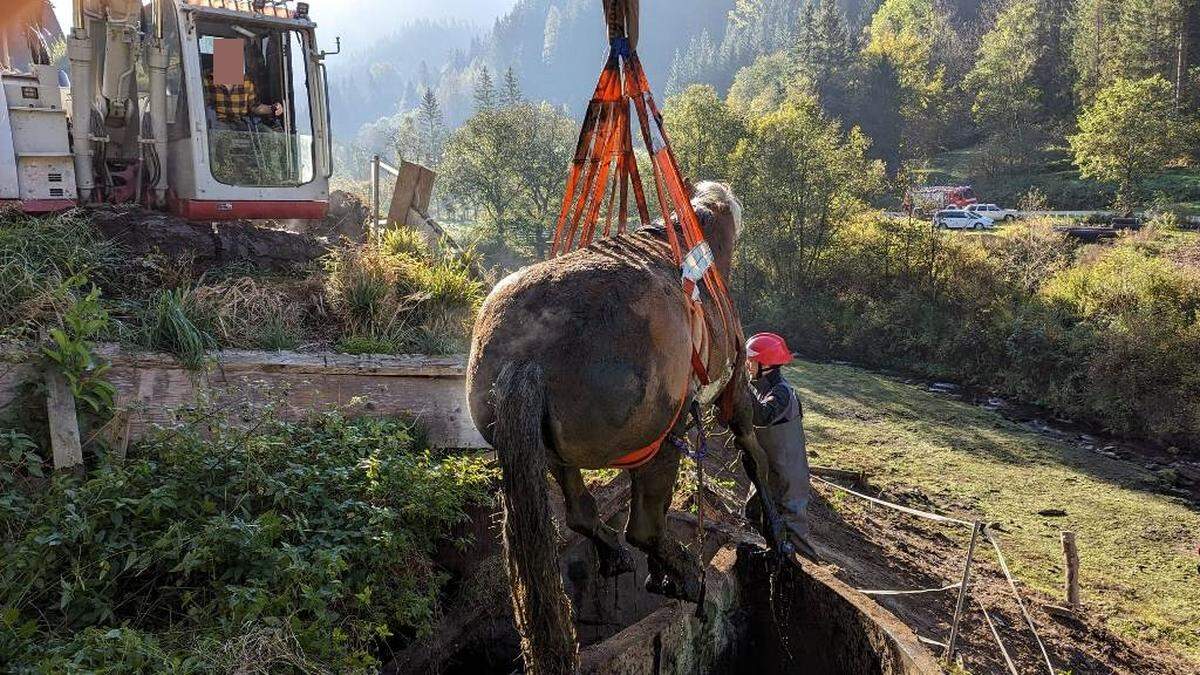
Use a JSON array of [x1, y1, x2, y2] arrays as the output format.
[[465, 181, 789, 674]]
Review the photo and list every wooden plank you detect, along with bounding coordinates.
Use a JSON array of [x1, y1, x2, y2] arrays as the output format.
[[3, 349, 487, 449], [44, 368, 83, 470], [387, 161, 437, 225]]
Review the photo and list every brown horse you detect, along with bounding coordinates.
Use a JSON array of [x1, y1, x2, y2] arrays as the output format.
[[466, 182, 789, 674]]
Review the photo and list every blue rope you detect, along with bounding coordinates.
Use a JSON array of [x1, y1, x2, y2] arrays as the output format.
[[610, 36, 631, 60]]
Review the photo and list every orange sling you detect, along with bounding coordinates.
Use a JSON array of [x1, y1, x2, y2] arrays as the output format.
[[551, 1, 742, 468]]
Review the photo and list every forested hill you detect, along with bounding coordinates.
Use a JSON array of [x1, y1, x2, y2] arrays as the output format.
[[328, 19, 481, 136], [486, 0, 733, 108], [331, 0, 897, 150]]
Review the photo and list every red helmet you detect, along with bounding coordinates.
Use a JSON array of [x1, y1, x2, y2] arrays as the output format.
[[746, 333, 793, 367]]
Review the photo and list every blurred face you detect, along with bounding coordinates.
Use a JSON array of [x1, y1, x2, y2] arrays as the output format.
[[213, 38, 245, 86]]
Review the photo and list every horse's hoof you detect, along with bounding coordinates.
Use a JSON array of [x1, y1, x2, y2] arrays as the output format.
[[599, 546, 636, 577]]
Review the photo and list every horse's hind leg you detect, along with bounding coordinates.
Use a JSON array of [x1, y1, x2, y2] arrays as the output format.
[[626, 442, 704, 603], [549, 464, 635, 577]]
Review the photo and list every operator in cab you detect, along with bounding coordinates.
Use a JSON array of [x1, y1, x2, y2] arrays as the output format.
[[743, 332, 819, 562], [200, 38, 284, 129]]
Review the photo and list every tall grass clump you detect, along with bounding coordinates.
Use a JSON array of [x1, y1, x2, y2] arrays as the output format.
[[0, 408, 496, 672], [0, 209, 122, 336], [324, 228, 483, 355], [138, 288, 216, 369]]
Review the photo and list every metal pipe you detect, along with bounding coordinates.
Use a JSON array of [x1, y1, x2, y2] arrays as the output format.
[[946, 521, 982, 666], [148, 35, 168, 204], [67, 9, 95, 201]]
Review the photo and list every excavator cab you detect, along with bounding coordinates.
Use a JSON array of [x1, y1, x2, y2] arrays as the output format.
[[0, 1, 335, 220], [153, 0, 333, 219]]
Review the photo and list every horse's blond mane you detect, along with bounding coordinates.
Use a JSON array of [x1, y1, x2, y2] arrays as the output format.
[[693, 181, 744, 238]]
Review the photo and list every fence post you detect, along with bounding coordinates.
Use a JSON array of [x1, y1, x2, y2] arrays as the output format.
[[1062, 531, 1080, 611], [370, 154, 381, 233], [946, 521, 983, 666]]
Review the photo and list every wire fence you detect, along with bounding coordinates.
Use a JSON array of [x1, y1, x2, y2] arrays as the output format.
[[812, 474, 1056, 673]]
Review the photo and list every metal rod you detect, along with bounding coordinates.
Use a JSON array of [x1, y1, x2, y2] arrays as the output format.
[[371, 154, 380, 231], [946, 521, 982, 666]]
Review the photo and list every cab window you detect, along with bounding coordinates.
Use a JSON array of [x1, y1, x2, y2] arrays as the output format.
[[197, 21, 314, 187]]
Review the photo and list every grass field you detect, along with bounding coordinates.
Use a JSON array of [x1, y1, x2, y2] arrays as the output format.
[[788, 360, 1200, 665], [916, 146, 1200, 213]]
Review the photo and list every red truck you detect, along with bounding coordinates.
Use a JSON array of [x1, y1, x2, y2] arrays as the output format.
[[904, 186, 979, 215]]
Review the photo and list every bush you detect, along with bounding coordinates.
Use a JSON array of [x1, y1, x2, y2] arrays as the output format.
[[0, 409, 496, 672], [192, 277, 311, 351], [137, 288, 217, 369], [744, 218, 1200, 448]]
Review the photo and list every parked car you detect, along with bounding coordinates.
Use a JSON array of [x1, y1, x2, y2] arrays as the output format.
[[966, 203, 1018, 222], [934, 209, 995, 230]]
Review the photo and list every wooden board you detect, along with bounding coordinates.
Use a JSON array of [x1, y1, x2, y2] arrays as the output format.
[[1, 347, 488, 449], [44, 368, 83, 469], [387, 161, 437, 226]]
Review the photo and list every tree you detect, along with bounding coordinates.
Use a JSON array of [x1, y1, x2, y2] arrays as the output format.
[[389, 114, 422, 166], [416, 89, 445, 166], [794, 0, 857, 122], [502, 67, 523, 107], [440, 97, 575, 259], [663, 85, 746, 182], [543, 5, 562, 66], [510, 102, 577, 258], [1070, 0, 1193, 103], [729, 92, 885, 318], [474, 66, 498, 112], [726, 52, 809, 119], [1069, 75, 1186, 204], [863, 0, 954, 158], [440, 106, 525, 240], [964, 0, 1048, 170], [666, 29, 719, 97], [854, 53, 904, 174]]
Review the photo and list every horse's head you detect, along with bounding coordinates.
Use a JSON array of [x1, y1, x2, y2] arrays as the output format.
[[690, 181, 744, 274]]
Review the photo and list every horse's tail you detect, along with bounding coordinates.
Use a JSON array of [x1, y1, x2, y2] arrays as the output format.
[[493, 363, 577, 674]]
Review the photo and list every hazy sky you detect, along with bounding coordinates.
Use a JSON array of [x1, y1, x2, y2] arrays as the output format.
[[51, 0, 518, 45]]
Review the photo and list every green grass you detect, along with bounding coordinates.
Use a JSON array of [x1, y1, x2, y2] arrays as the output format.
[[789, 360, 1200, 664], [919, 146, 1200, 212]]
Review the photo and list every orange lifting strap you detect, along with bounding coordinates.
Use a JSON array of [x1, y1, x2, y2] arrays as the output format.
[[552, 0, 743, 467]]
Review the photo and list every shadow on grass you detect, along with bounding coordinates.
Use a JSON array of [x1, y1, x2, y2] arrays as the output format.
[[790, 362, 1199, 516]]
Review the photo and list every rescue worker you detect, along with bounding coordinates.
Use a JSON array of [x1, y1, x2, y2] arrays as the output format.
[[743, 332, 818, 561]]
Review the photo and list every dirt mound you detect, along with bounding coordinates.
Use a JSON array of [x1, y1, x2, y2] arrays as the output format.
[[89, 206, 325, 272]]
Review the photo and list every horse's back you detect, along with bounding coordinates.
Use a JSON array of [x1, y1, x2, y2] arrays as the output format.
[[467, 231, 694, 466]]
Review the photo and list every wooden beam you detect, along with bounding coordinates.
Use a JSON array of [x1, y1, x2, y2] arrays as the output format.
[[44, 368, 83, 470]]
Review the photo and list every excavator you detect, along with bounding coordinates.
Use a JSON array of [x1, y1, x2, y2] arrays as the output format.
[[0, 0, 336, 220]]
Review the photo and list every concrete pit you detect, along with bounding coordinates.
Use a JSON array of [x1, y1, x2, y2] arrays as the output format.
[[389, 480, 941, 675]]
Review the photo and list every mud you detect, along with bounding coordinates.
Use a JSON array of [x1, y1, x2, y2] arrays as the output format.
[[89, 206, 325, 272]]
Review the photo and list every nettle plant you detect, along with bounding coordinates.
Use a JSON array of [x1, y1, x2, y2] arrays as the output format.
[[0, 404, 497, 673], [41, 277, 117, 415]]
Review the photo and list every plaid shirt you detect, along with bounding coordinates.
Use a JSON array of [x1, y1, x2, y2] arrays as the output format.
[[203, 73, 260, 123]]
